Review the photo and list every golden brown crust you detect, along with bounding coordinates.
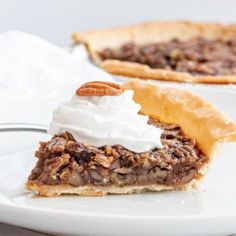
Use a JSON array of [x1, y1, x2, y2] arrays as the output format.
[[72, 21, 236, 84], [124, 79, 236, 158], [26, 180, 198, 197], [101, 60, 236, 84]]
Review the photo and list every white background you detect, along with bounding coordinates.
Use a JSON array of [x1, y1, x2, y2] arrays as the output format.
[[0, 0, 235, 45]]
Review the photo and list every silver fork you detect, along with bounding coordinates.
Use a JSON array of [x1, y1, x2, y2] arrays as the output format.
[[0, 123, 48, 133]]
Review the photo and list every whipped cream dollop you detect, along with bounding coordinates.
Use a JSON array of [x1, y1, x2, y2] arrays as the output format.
[[0, 31, 113, 88], [48, 90, 163, 153]]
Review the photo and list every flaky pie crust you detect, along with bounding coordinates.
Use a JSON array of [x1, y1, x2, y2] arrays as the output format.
[[72, 21, 236, 84], [124, 80, 236, 158]]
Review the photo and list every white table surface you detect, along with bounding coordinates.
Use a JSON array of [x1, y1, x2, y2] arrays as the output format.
[[0, 223, 52, 236]]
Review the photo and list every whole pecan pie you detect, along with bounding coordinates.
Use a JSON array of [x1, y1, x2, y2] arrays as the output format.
[[73, 21, 236, 84], [26, 80, 236, 196]]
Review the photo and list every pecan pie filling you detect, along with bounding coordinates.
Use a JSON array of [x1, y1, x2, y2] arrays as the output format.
[[99, 37, 236, 76], [28, 118, 207, 188]]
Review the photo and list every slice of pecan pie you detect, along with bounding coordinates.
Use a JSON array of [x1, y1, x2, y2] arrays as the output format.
[[72, 21, 236, 84], [26, 80, 236, 196]]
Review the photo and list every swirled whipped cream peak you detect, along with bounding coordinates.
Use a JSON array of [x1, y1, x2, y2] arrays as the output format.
[[48, 81, 163, 153]]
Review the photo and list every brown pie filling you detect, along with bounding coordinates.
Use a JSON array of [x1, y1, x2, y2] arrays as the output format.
[[99, 37, 236, 76], [28, 118, 207, 188]]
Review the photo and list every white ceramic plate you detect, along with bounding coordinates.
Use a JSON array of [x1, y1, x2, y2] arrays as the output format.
[[0, 85, 236, 236]]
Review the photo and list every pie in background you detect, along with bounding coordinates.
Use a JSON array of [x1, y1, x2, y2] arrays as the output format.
[[73, 21, 236, 84]]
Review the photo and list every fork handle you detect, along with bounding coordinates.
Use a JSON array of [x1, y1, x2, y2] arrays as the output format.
[[0, 123, 48, 133]]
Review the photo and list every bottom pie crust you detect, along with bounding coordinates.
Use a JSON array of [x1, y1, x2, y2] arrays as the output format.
[[26, 179, 200, 197]]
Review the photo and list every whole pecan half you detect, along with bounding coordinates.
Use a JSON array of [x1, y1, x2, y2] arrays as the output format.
[[76, 81, 124, 96]]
